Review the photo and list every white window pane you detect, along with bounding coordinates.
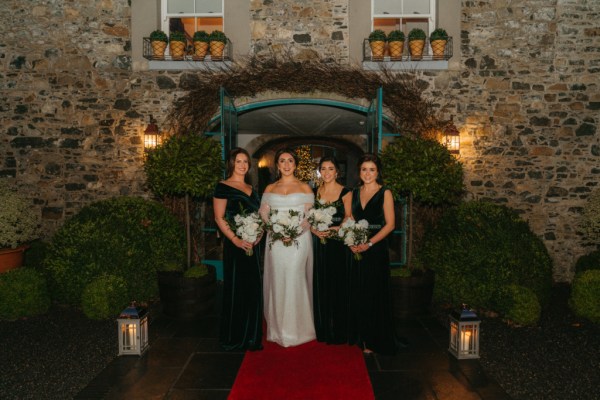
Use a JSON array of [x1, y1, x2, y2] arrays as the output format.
[[196, 0, 222, 13], [404, 0, 429, 14], [168, 0, 193, 14], [374, 0, 403, 15]]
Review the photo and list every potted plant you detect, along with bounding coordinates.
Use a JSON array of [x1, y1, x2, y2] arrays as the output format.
[[169, 30, 187, 60], [368, 29, 387, 60], [387, 30, 405, 60], [144, 134, 223, 320], [0, 179, 40, 273], [381, 136, 464, 317], [192, 30, 210, 60], [149, 29, 168, 59], [407, 28, 426, 60], [430, 28, 449, 60], [209, 30, 228, 60]]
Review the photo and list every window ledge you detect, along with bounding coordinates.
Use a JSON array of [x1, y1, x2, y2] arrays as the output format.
[[362, 60, 448, 71], [148, 60, 234, 71]]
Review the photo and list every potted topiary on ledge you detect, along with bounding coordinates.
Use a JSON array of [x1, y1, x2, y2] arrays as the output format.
[[408, 28, 427, 60], [0, 179, 40, 273], [209, 30, 228, 60], [149, 29, 168, 59], [387, 30, 405, 60], [430, 28, 449, 60], [192, 30, 210, 60], [169, 30, 187, 59], [368, 29, 387, 60]]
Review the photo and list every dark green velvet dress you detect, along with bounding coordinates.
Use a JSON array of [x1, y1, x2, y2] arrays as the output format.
[[213, 182, 263, 351], [313, 187, 351, 344], [349, 186, 398, 355]]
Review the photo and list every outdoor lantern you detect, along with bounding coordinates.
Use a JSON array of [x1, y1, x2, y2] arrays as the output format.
[[448, 305, 480, 359], [117, 302, 149, 356], [444, 118, 460, 155], [143, 116, 161, 152]]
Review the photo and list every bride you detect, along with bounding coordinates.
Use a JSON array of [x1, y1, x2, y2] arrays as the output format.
[[260, 148, 316, 347]]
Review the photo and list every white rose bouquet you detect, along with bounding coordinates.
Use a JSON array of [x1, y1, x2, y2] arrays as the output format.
[[230, 210, 264, 256], [337, 218, 370, 260], [266, 209, 304, 248], [307, 202, 337, 244]]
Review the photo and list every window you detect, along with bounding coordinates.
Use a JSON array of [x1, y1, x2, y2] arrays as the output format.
[[162, 0, 224, 43], [372, 0, 436, 36]]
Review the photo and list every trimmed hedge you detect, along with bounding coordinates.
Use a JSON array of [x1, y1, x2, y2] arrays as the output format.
[[0, 268, 50, 320], [45, 196, 185, 305], [81, 275, 129, 320], [574, 250, 600, 274], [496, 284, 541, 326], [570, 270, 600, 324], [418, 201, 553, 310]]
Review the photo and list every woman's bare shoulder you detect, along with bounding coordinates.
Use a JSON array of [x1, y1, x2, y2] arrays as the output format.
[[263, 183, 275, 193], [299, 182, 314, 194]]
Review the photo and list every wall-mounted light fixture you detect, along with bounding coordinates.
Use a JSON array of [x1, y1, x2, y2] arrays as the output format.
[[144, 116, 161, 153], [444, 117, 460, 155]]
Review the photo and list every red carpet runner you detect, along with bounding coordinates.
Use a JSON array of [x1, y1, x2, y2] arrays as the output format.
[[228, 340, 374, 400]]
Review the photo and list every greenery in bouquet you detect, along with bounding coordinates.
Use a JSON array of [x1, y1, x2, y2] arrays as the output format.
[[337, 218, 369, 260]]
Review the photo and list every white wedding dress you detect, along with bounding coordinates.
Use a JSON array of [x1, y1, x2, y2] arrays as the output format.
[[261, 192, 316, 347]]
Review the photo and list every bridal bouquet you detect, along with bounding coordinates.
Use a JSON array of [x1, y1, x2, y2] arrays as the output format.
[[307, 202, 337, 244], [230, 210, 264, 256], [266, 209, 304, 248], [337, 218, 370, 260]]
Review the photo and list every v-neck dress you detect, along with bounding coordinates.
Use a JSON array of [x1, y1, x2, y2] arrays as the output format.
[[213, 182, 263, 351], [313, 187, 351, 344], [349, 186, 398, 355]]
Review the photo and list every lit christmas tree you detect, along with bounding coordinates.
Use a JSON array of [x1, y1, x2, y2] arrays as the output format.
[[295, 145, 317, 184]]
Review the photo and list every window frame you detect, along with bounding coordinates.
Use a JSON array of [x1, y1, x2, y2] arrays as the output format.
[[160, 0, 225, 34], [371, 0, 436, 35]]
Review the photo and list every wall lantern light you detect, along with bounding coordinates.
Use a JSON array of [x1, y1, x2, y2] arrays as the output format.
[[117, 302, 149, 356], [144, 116, 161, 152], [448, 304, 480, 359], [444, 118, 460, 155]]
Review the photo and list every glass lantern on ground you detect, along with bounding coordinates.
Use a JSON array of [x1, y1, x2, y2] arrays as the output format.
[[117, 303, 149, 356], [448, 305, 480, 359]]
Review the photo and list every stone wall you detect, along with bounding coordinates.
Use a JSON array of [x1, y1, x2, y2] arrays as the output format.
[[0, 0, 598, 281]]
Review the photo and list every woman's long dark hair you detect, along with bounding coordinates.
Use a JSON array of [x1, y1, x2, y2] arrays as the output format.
[[357, 153, 384, 186], [274, 147, 299, 180], [226, 147, 252, 184]]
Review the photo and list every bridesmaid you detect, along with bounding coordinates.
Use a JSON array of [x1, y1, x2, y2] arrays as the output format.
[[349, 153, 398, 355], [311, 156, 352, 344], [213, 147, 263, 351]]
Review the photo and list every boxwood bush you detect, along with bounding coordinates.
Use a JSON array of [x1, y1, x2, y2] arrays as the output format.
[[0, 268, 51, 320], [417, 201, 553, 310], [569, 270, 600, 324], [496, 284, 541, 326], [81, 275, 129, 320], [574, 249, 600, 274], [45, 196, 185, 305]]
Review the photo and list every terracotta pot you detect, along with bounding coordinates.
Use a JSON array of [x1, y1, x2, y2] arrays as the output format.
[[409, 39, 425, 60], [0, 244, 29, 273], [151, 41, 167, 59], [431, 39, 447, 60], [209, 41, 226, 60], [169, 40, 186, 60], [193, 41, 209, 60], [388, 40, 404, 60], [369, 40, 386, 60]]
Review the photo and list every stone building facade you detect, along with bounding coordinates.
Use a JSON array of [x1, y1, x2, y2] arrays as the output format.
[[1, 0, 598, 281]]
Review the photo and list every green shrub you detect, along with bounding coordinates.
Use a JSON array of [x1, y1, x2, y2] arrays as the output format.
[[496, 284, 541, 326], [193, 30, 209, 42], [45, 196, 185, 305], [184, 264, 210, 278], [387, 30, 405, 42], [169, 31, 187, 43], [570, 270, 600, 324], [23, 239, 49, 270], [430, 28, 449, 41], [368, 30, 386, 42], [417, 201, 553, 310], [81, 275, 129, 320], [408, 28, 426, 41], [149, 30, 168, 43], [209, 30, 227, 43], [574, 250, 600, 274], [0, 178, 40, 249], [581, 188, 600, 244], [0, 268, 50, 320]]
